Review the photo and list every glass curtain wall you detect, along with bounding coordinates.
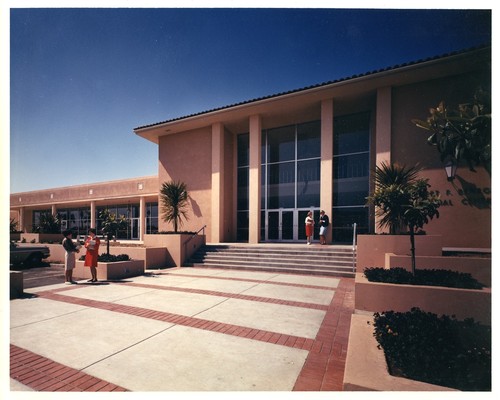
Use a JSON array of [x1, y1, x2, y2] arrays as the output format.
[[261, 121, 321, 241], [333, 112, 370, 242]]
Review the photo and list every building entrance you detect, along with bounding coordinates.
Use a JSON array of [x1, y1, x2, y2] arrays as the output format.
[[265, 208, 320, 242]]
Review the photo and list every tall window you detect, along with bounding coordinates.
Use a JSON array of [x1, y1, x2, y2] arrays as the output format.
[[262, 121, 321, 211], [333, 112, 370, 242], [237, 133, 249, 241]]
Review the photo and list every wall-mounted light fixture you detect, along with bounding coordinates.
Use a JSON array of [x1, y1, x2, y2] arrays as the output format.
[[444, 160, 457, 181]]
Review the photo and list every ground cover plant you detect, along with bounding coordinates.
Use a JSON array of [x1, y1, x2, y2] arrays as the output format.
[[372, 307, 491, 391], [364, 267, 484, 289]]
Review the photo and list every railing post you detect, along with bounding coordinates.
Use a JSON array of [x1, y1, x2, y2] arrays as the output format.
[[352, 223, 357, 272]]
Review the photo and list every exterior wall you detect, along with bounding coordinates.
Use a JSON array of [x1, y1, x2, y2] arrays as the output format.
[[158, 127, 213, 240], [391, 71, 491, 248]]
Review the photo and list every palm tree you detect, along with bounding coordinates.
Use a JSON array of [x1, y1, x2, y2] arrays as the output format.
[[368, 163, 420, 234], [367, 162, 441, 274], [159, 180, 189, 233]]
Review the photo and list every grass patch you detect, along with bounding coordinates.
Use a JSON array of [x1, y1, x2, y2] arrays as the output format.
[[373, 308, 491, 391], [364, 267, 484, 289]]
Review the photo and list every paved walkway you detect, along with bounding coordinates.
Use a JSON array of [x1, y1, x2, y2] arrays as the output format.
[[10, 267, 354, 392]]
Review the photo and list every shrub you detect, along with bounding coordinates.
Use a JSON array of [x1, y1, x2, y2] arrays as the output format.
[[364, 267, 484, 289], [372, 308, 491, 391], [79, 254, 130, 262]]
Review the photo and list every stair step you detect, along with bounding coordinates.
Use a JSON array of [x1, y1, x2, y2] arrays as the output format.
[[187, 244, 356, 278]]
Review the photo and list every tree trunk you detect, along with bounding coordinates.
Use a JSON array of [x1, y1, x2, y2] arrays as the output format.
[[409, 225, 416, 275]]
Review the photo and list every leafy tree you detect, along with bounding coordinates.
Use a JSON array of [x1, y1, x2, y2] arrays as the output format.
[[159, 180, 189, 233], [412, 89, 491, 174], [99, 209, 128, 255], [367, 162, 441, 274], [32, 212, 62, 233]]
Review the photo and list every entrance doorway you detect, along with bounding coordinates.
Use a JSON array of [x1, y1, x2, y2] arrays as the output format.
[[265, 209, 320, 242]]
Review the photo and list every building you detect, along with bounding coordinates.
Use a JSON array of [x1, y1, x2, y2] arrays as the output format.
[[10, 46, 491, 249]]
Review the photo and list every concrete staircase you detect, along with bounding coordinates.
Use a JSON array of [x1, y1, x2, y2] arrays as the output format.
[[186, 244, 356, 278]]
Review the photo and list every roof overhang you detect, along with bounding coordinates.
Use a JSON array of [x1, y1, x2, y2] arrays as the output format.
[[133, 46, 490, 144]]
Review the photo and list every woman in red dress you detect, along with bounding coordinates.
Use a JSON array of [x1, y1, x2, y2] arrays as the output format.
[[305, 211, 314, 245], [84, 228, 100, 282]]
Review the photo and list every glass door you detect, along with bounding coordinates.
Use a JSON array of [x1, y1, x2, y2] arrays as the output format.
[[266, 210, 295, 241]]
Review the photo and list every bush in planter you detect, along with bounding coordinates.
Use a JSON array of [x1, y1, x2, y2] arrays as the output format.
[[79, 254, 131, 262], [372, 307, 491, 391], [364, 267, 485, 289]]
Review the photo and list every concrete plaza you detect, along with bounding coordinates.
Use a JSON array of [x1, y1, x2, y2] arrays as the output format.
[[10, 267, 354, 392]]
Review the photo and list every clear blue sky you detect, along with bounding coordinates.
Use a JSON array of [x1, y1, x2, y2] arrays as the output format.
[[8, 6, 492, 193]]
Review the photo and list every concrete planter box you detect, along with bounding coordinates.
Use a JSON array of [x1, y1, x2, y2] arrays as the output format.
[[20, 233, 62, 244], [355, 272, 491, 324], [74, 260, 144, 281], [343, 314, 457, 391], [10, 271, 23, 299], [143, 233, 206, 267], [357, 234, 442, 269], [10, 233, 21, 242]]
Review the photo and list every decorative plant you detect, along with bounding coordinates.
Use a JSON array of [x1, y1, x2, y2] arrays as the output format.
[[99, 209, 128, 255], [412, 88, 491, 175], [367, 162, 441, 274], [32, 212, 62, 234], [10, 218, 20, 233], [159, 180, 189, 233]]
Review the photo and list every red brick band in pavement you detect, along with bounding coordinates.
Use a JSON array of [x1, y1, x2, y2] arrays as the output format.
[[10, 344, 128, 392], [12, 274, 354, 391], [122, 281, 329, 310], [293, 278, 355, 391]]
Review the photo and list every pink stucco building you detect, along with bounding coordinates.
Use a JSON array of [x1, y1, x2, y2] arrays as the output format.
[[10, 46, 491, 249]]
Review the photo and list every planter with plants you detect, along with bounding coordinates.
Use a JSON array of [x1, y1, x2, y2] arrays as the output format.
[[143, 180, 205, 267], [347, 158, 491, 391], [74, 253, 144, 281], [344, 309, 490, 391]]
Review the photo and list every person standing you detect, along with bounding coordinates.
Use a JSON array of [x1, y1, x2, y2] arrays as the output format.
[[62, 230, 80, 284], [319, 210, 330, 245], [305, 211, 314, 245], [84, 228, 100, 282]]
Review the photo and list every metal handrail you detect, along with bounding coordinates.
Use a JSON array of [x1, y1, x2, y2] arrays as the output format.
[[184, 225, 207, 247], [352, 223, 357, 272]]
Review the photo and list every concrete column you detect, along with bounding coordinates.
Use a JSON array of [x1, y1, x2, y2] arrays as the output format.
[[211, 122, 225, 243], [19, 207, 24, 232], [321, 99, 334, 243], [90, 201, 96, 229], [51, 204, 57, 216], [248, 115, 262, 244], [375, 87, 392, 233], [139, 196, 146, 241]]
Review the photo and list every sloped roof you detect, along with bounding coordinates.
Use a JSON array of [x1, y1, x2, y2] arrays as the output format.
[[134, 45, 490, 131]]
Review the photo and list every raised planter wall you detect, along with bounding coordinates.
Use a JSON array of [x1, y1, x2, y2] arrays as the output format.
[[143, 234, 206, 267], [355, 273, 491, 324], [45, 244, 167, 269], [74, 260, 144, 280], [386, 254, 491, 287], [20, 233, 63, 244], [343, 314, 456, 391], [10, 271, 23, 299], [357, 234, 442, 269]]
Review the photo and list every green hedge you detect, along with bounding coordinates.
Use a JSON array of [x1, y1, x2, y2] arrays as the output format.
[[364, 267, 484, 289], [373, 308, 491, 391]]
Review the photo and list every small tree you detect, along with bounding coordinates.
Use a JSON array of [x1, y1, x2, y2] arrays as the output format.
[[412, 88, 491, 174], [10, 218, 19, 233], [367, 162, 441, 274], [99, 209, 128, 255], [159, 180, 189, 233], [32, 212, 62, 233]]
